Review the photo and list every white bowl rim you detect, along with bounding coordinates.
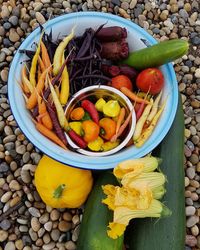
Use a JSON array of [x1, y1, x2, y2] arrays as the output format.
[[8, 12, 178, 170]]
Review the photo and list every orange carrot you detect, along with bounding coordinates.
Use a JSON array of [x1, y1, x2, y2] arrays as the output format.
[[110, 110, 133, 142], [21, 65, 33, 94], [35, 122, 67, 149], [37, 95, 53, 130], [38, 56, 46, 73], [115, 107, 125, 134], [120, 87, 150, 105], [26, 67, 50, 110], [41, 41, 51, 69]]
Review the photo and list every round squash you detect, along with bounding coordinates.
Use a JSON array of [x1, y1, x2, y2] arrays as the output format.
[[34, 155, 93, 208]]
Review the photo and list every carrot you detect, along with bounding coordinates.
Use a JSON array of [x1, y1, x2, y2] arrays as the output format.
[[120, 87, 150, 105], [26, 67, 51, 110], [41, 41, 51, 69], [136, 101, 146, 121], [135, 100, 166, 148], [21, 65, 33, 94], [37, 95, 53, 130], [35, 122, 67, 149], [48, 77, 68, 129], [46, 103, 67, 146], [29, 33, 43, 86], [110, 110, 133, 142], [146, 91, 162, 125], [133, 99, 153, 142], [115, 107, 125, 134], [60, 54, 70, 105], [53, 27, 75, 76], [38, 56, 46, 73]]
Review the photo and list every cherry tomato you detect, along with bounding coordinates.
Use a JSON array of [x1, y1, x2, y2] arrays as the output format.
[[82, 120, 100, 143], [111, 75, 133, 91], [136, 68, 164, 95], [99, 118, 116, 141]]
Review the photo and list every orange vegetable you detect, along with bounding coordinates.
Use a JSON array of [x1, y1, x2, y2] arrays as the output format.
[[21, 65, 33, 94], [115, 107, 125, 134], [26, 67, 50, 110], [38, 56, 46, 73], [70, 107, 85, 121], [37, 95, 53, 130], [120, 87, 150, 105], [82, 120, 100, 143], [41, 41, 51, 70], [111, 75, 132, 91], [35, 122, 67, 149], [99, 118, 116, 141]]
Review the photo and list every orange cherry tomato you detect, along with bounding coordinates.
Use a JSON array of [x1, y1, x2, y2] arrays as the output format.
[[111, 75, 133, 91], [99, 118, 116, 141], [70, 107, 85, 121], [82, 120, 100, 143]]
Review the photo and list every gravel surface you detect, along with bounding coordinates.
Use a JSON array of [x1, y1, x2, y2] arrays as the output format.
[[0, 0, 200, 249]]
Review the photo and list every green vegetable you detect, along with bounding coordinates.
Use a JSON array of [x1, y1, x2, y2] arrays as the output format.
[[122, 39, 189, 70], [125, 94, 185, 250], [77, 171, 124, 250]]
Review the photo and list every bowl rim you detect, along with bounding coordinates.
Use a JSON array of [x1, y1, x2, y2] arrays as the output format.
[[64, 85, 136, 157], [8, 12, 178, 170]]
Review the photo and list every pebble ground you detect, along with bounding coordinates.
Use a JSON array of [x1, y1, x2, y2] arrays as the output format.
[[0, 0, 200, 249]]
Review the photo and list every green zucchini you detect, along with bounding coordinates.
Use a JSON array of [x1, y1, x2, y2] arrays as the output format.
[[125, 94, 185, 250], [77, 171, 124, 250], [122, 39, 189, 70]]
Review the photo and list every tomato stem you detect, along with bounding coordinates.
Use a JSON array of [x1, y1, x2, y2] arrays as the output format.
[[53, 184, 66, 199]]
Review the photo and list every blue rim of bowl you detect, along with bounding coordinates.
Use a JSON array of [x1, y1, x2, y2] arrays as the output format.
[[8, 12, 178, 170]]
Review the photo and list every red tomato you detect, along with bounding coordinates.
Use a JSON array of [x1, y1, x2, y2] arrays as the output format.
[[136, 68, 164, 95], [111, 75, 133, 91]]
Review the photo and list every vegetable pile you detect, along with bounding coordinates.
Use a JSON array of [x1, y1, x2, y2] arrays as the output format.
[[19, 24, 189, 153]]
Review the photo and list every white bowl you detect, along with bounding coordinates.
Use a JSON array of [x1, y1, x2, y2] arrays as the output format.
[[65, 85, 136, 157], [8, 12, 178, 170]]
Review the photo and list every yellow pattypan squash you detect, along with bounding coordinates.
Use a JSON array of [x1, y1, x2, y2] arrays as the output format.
[[35, 155, 93, 208]]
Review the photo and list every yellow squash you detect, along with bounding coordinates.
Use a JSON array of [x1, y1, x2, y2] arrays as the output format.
[[35, 155, 93, 208]]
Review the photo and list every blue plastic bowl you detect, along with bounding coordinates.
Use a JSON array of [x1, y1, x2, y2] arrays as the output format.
[[8, 12, 178, 170]]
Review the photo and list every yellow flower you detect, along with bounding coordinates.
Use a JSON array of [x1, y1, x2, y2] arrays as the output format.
[[102, 184, 117, 211], [107, 222, 126, 239]]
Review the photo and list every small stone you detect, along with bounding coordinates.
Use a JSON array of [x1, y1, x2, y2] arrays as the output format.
[[19, 225, 28, 233], [130, 0, 137, 9], [1, 191, 12, 203], [22, 235, 32, 246], [160, 10, 168, 21], [195, 68, 200, 78], [9, 180, 21, 191], [192, 36, 200, 46], [191, 225, 199, 236], [50, 229, 60, 241], [185, 177, 190, 187], [16, 145, 26, 155], [184, 3, 191, 12], [186, 206, 196, 216], [17, 218, 28, 225], [21, 170, 31, 184], [0, 230, 8, 242], [0, 219, 11, 230], [43, 242, 56, 250], [0, 69, 8, 82], [9, 16, 19, 26], [186, 235, 197, 247], [9, 29, 20, 42], [65, 241, 76, 250], [0, 162, 9, 173], [1, 6, 10, 18], [35, 12, 46, 25], [186, 215, 199, 227], [44, 221, 53, 232], [43, 233, 51, 244], [50, 209, 60, 221], [72, 215, 80, 225], [31, 217, 40, 232], [5, 242, 15, 250], [0, 52, 6, 63], [58, 221, 71, 232], [28, 207, 40, 217], [189, 154, 199, 165], [29, 228, 38, 241], [93, 0, 101, 9], [39, 213, 49, 224], [31, 153, 41, 164], [38, 228, 45, 238], [15, 239, 23, 250]]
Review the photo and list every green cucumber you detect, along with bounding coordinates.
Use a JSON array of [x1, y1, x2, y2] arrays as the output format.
[[125, 94, 185, 250], [122, 39, 189, 70], [77, 172, 124, 250]]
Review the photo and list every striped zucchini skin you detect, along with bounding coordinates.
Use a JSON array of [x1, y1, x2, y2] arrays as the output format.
[[122, 39, 189, 70], [125, 94, 185, 250], [77, 172, 124, 250]]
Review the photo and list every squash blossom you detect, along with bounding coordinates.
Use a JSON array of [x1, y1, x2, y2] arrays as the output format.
[[102, 156, 171, 239]]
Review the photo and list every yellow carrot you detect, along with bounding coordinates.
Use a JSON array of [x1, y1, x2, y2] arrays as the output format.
[[135, 100, 166, 148], [29, 33, 43, 86], [146, 91, 162, 125], [53, 27, 75, 76], [59, 54, 70, 105], [48, 78, 68, 129], [21, 65, 33, 93], [26, 67, 50, 110], [133, 99, 153, 142], [115, 107, 125, 134]]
